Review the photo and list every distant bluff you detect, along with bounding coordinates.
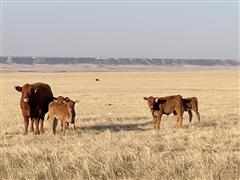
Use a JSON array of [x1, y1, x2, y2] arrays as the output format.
[[0, 56, 239, 66]]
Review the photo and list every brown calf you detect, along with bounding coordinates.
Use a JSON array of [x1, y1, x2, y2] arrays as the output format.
[[143, 95, 184, 130], [53, 96, 74, 128], [183, 97, 200, 122], [47, 99, 78, 135]]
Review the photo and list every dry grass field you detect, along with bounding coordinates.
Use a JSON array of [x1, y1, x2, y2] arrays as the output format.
[[0, 69, 239, 179]]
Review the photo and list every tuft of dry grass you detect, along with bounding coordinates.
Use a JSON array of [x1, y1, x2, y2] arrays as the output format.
[[0, 69, 239, 179]]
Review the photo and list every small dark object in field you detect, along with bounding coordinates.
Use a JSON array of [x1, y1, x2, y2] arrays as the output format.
[[95, 79, 100, 81]]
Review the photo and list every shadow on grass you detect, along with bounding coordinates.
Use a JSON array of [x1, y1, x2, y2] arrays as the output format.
[[80, 116, 149, 122], [186, 119, 217, 128], [3, 131, 22, 139], [176, 119, 217, 129], [198, 120, 217, 128], [77, 121, 153, 133]]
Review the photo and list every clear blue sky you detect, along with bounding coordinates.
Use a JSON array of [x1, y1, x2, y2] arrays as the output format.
[[1, 1, 239, 59]]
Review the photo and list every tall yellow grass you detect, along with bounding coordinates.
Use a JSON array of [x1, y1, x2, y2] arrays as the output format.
[[0, 69, 239, 179]]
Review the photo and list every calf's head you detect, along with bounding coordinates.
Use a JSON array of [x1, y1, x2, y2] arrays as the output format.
[[15, 83, 38, 104], [54, 96, 72, 104], [143, 96, 158, 110], [54, 96, 67, 103]]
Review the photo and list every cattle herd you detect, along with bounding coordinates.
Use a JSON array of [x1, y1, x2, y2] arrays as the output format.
[[15, 82, 78, 135], [15, 82, 200, 135]]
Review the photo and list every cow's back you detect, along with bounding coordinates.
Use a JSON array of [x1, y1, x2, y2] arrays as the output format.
[[183, 97, 198, 111], [32, 83, 53, 104], [48, 102, 71, 121], [32, 83, 54, 117], [159, 95, 183, 114]]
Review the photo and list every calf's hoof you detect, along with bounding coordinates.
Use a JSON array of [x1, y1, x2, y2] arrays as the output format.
[[34, 130, 40, 135], [173, 124, 179, 128], [40, 129, 45, 134]]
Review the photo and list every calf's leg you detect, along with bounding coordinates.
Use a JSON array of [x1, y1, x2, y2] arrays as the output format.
[[152, 111, 160, 129], [60, 121, 63, 132], [174, 114, 183, 128], [62, 120, 67, 136], [53, 118, 58, 134], [49, 117, 58, 135], [179, 115, 183, 127], [188, 110, 193, 123], [152, 112, 157, 129], [153, 116, 157, 129], [34, 120, 40, 134], [175, 107, 183, 128], [156, 112, 162, 130], [195, 110, 200, 122], [73, 123, 76, 131], [66, 122, 69, 129], [173, 111, 179, 128]]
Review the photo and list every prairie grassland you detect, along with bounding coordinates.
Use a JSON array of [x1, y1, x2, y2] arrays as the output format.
[[0, 69, 239, 180]]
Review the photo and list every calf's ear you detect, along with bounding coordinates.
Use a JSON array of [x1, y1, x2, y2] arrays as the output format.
[[15, 86, 22, 92], [143, 97, 148, 100], [65, 97, 70, 102], [74, 100, 79, 106], [73, 101, 79, 109]]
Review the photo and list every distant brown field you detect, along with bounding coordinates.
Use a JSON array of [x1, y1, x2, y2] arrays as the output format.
[[0, 69, 239, 179]]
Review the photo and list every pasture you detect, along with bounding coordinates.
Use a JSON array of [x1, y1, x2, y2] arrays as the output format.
[[0, 69, 239, 179]]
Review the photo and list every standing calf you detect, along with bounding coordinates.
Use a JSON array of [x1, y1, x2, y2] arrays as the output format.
[[183, 97, 200, 122], [47, 98, 78, 135], [53, 96, 73, 128], [143, 95, 184, 130]]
